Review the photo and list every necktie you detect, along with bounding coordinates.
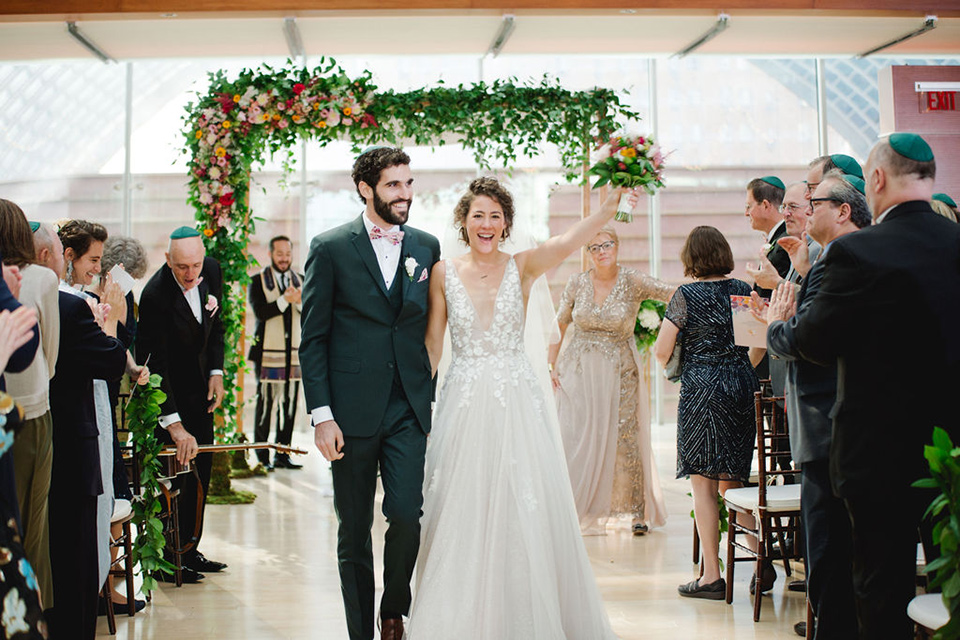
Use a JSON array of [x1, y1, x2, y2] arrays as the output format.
[[370, 225, 404, 246]]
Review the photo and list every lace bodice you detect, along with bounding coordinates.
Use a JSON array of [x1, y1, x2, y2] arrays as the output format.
[[443, 257, 537, 409]]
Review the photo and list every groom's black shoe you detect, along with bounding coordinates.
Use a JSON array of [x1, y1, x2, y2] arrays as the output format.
[[274, 454, 303, 470], [380, 617, 404, 640]]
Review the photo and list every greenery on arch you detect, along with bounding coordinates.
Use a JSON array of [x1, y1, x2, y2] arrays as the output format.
[[181, 58, 640, 437]]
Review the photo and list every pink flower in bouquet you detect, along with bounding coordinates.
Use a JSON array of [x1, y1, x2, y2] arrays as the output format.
[[343, 118, 353, 126], [326, 110, 341, 127], [318, 107, 331, 118], [199, 192, 214, 205], [216, 214, 230, 227], [278, 118, 289, 129], [217, 156, 228, 167]]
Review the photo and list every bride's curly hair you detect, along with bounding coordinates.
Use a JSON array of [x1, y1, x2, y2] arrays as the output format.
[[453, 177, 515, 246]]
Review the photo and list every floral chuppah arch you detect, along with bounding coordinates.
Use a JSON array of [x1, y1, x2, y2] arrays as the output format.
[[182, 58, 640, 441]]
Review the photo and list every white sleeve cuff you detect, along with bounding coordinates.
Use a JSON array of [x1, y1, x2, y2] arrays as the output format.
[[210, 370, 224, 377], [158, 413, 181, 429], [311, 406, 334, 426], [276, 297, 290, 312]]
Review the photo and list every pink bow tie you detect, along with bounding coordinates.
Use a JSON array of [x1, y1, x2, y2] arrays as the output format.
[[369, 226, 404, 246]]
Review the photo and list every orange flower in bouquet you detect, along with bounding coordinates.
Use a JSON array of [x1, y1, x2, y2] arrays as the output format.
[[589, 135, 666, 222]]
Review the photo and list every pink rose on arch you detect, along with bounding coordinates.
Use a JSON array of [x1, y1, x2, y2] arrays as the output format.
[[343, 118, 353, 126], [326, 110, 341, 127], [199, 192, 214, 205], [217, 214, 230, 227], [278, 119, 289, 129], [217, 157, 228, 167]]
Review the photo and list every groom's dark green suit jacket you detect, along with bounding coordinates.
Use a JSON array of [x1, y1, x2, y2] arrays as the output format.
[[300, 216, 441, 437]]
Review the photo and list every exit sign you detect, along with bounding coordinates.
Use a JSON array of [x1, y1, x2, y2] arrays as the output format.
[[922, 91, 957, 112]]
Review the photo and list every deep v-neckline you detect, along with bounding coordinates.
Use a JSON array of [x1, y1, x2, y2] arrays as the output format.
[[450, 257, 512, 333], [589, 268, 621, 309]]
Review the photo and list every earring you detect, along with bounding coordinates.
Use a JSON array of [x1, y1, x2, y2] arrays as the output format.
[[65, 261, 74, 285]]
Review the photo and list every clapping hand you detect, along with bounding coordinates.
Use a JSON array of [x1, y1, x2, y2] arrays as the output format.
[[0, 307, 37, 373], [766, 282, 798, 324], [283, 286, 302, 304], [101, 273, 127, 324], [778, 234, 811, 279], [745, 252, 781, 290]]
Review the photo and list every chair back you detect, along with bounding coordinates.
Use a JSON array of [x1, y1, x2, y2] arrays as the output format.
[[754, 390, 800, 510]]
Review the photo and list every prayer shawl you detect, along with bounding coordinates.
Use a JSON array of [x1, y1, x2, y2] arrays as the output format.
[[259, 268, 301, 382]]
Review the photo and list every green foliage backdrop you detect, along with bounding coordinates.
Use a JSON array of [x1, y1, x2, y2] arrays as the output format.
[[182, 58, 640, 439]]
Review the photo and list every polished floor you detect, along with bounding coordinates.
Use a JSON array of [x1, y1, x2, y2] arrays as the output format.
[[100, 422, 807, 639]]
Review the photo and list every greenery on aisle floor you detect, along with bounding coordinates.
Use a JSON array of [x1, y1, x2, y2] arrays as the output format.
[[181, 58, 640, 447], [126, 374, 175, 592], [914, 426, 960, 639]]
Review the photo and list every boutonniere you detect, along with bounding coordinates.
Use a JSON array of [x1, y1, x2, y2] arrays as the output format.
[[205, 294, 219, 317], [762, 242, 773, 254], [404, 256, 419, 282]]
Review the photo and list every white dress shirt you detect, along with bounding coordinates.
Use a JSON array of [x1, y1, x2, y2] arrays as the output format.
[[310, 214, 402, 428]]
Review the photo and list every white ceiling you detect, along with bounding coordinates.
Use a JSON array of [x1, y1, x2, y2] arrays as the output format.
[[0, 11, 959, 62]]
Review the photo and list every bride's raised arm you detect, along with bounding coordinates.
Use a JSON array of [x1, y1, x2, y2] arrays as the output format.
[[515, 187, 639, 283], [425, 260, 448, 377]]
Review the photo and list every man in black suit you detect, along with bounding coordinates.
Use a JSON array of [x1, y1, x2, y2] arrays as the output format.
[[770, 134, 960, 638], [745, 175, 791, 297], [249, 235, 303, 470], [301, 147, 440, 640], [137, 227, 226, 582], [765, 170, 871, 638]]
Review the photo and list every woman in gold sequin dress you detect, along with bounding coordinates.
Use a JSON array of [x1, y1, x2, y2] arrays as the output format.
[[549, 226, 674, 536]]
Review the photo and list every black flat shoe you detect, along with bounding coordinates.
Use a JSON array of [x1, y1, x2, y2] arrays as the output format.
[[794, 621, 806, 636], [98, 598, 146, 616], [632, 523, 649, 536], [749, 562, 777, 595], [678, 578, 725, 600], [788, 579, 806, 592], [273, 455, 303, 470]]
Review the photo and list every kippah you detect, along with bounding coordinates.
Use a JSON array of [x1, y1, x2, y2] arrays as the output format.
[[758, 176, 785, 191], [933, 193, 957, 209], [29, 221, 40, 233], [888, 133, 934, 163], [842, 174, 866, 196], [831, 154, 863, 179], [360, 145, 389, 155], [170, 226, 201, 240]]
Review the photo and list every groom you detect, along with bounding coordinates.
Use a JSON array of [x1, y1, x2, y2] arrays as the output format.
[[300, 146, 440, 640]]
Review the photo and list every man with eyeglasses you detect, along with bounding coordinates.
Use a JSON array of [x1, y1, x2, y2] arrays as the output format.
[[766, 134, 960, 639], [805, 153, 862, 203], [748, 182, 821, 292], [764, 170, 870, 639]]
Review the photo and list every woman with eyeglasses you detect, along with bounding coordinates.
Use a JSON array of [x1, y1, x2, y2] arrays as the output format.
[[548, 225, 674, 536]]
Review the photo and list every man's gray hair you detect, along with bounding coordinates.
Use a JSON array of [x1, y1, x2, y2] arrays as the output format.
[[824, 169, 872, 229], [103, 235, 149, 279], [32, 222, 57, 250]]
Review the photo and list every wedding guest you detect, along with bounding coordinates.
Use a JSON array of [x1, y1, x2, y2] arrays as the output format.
[[805, 154, 863, 202], [932, 192, 957, 221], [0, 307, 47, 638], [783, 134, 960, 638], [931, 197, 958, 223], [653, 226, 759, 600], [549, 226, 673, 536], [137, 227, 226, 583], [763, 170, 870, 638], [48, 237, 127, 639], [249, 235, 303, 471], [0, 201, 59, 610], [744, 176, 790, 297]]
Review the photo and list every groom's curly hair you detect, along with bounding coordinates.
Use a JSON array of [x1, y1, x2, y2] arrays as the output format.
[[454, 177, 515, 246], [351, 146, 411, 203]]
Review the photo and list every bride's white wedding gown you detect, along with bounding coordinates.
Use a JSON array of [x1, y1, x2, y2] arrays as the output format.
[[406, 258, 617, 640]]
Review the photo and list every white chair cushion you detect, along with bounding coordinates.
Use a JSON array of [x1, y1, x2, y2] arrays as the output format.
[[111, 498, 133, 523], [725, 484, 801, 513], [908, 594, 948, 631]]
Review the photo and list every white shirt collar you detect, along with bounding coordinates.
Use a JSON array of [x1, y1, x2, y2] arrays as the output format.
[[875, 205, 897, 224], [362, 213, 399, 235], [765, 219, 785, 242]]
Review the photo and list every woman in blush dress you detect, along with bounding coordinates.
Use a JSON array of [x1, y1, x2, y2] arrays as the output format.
[[407, 178, 638, 640], [549, 226, 674, 536], [654, 226, 759, 600]]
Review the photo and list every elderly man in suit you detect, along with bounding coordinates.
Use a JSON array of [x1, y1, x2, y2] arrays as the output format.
[[137, 227, 226, 583], [249, 235, 303, 470], [301, 147, 440, 640], [764, 170, 871, 638], [766, 134, 960, 638]]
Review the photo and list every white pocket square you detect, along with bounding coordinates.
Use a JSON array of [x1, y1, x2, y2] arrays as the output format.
[[418, 268, 429, 283]]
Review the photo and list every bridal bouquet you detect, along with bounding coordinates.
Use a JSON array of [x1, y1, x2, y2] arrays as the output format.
[[589, 135, 666, 223], [634, 299, 666, 353]]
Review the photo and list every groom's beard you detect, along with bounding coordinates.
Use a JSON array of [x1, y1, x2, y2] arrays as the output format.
[[373, 190, 412, 226]]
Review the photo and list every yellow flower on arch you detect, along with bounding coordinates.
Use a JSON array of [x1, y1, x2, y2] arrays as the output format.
[[195, 130, 203, 139], [222, 121, 232, 129], [621, 148, 637, 158], [316, 121, 327, 129], [343, 107, 353, 116], [203, 228, 215, 237], [215, 147, 227, 157], [233, 94, 241, 102]]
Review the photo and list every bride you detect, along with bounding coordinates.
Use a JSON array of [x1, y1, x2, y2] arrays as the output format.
[[406, 177, 636, 639]]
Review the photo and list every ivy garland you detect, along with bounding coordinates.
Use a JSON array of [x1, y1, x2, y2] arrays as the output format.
[[127, 374, 175, 592], [182, 58, 639, 440]]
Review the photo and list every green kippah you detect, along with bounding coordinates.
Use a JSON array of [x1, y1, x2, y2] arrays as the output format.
[[888, 133, 934, 163], [28, 221, 40, 233], [831, 154, 863, 179], [842, 174, 866, 196], [759, 176, 785, 191], [170, 226, 201, 240], [933, 193, 957, 209]]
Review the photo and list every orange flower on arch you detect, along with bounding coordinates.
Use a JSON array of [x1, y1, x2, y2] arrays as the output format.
[[343, 107, 353, 116], [203, 228, 214, 237], [215, 147, 227, 157]]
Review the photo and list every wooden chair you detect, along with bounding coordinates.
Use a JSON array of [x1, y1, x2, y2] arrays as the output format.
[[724, 390, 803, 621], [100, 499, 136, 634]]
